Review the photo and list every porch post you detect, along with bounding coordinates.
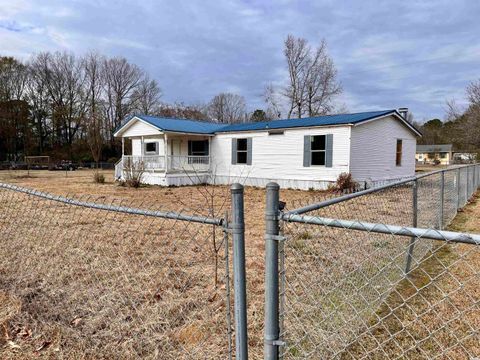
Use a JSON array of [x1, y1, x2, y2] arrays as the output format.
[[208, 136, 211, 166], [164, 133, 169, 172], [141, 136, 144, 156], [121, 137, 125, 156]]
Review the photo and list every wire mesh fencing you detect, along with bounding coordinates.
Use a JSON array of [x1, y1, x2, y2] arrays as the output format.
[[0, 182, 248, 359], [263, 164, 480, 359]]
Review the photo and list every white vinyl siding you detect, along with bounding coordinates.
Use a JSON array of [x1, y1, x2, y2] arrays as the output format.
[[121, 119, 162, 137], [349, 115, 416, 181], [131, 138, 165, 156], [211, 126, 350, 185]]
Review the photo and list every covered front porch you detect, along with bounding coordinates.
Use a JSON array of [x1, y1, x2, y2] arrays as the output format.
[[115, 132, 212, 183]]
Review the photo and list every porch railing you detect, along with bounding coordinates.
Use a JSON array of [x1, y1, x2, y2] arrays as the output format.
[[122, 155, 166, 171], [120, 155, 210, 172], [168, 156, 210, 171]]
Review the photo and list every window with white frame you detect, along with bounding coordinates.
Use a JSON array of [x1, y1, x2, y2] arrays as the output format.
[[144, 142, 158, 155]]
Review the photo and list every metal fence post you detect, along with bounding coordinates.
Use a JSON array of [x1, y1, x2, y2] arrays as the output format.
[[475, 164, 478, 190], [265, 182, 281, 360], [457, 167, 461, 210], [405, 179, 418, 274], [230, 183, 248, 360], [439, 170, 445, 230], [467, 165, 471, 200]]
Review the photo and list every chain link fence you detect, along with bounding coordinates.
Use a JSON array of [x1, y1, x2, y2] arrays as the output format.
[[0, 182, 249, 359], [2, 164, 480, 359], [264, 164, 480, 359]]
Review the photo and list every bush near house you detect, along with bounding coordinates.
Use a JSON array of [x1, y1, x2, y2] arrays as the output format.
[[335, 172, 357, 192]]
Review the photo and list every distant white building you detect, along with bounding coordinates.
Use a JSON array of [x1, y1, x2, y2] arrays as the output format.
[[113, 109, 421, 190], [416, 144, 453, 165]]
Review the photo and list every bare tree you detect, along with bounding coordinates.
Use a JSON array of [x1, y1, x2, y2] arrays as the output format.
[[445, 98, 462, 122], [132, 75, 162, 115], [464, 80, 480, 150], [103, 57, 143, 143], [0, 57, 28, 101], [281, 35, 341, 118], [32, 52, 88, 155], [25, 56, 52, 154], [83, 52, 105, 167], [263, 84, 282, 119], [156, 102, 208, 120], [304, 39, 342, 117], [283, 35, 310, 118], [207, 92, 247, 123]]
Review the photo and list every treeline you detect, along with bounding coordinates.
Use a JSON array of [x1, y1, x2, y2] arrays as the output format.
[[0, 35, 343, 162], [0, 53, 257, 162], [417, 80, 480, 154], [0, 52, 165, 162]]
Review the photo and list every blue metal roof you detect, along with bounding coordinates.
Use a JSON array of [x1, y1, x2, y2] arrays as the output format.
[[135, 115, 225, 134], [216, 110, 397, 132], [117, 110, 420, 136]]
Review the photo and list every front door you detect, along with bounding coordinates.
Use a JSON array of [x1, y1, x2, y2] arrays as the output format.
[[170, 139, 181, 169]]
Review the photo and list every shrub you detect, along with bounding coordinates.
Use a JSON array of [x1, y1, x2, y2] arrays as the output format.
[[335, 172, 357, 192], [125, 179, 141, 188], [93, 172, 105, 184], [122, 157, 145, 188]]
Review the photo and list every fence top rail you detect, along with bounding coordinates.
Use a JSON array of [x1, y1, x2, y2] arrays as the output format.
[[282, 213, 480, 245], [0, 182, 223, 226], [284, 163, 478, 216]]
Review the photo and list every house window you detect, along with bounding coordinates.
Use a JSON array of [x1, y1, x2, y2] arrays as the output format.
[[145, 142, 158, 154], [188, 140, 209, 156], [232, 138, 252, 165], [440, 153, 447, 159], [396, 139, 403, 166], [311, 135, 326, 166], [236, 138, 248, 164]]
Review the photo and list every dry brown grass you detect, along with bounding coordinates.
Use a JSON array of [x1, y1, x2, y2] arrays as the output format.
[[0, 170, 334, 359], [0, 170, 478, 359], [336, 195, 480, 359]]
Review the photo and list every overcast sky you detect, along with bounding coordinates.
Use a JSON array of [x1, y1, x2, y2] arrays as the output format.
[[1, 0, 479, 122]]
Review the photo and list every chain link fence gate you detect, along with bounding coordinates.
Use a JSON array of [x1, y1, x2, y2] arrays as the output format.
[[0, 182, 249, 359], [264, 164, 480, 359]]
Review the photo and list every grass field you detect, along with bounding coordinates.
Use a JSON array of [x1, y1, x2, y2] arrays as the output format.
[[0, 169, 478, 359], [0, 169, 334, 359]]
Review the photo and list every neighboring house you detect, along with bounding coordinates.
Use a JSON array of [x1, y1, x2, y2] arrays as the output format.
[[114, 109, 421, 190], [416, 144, 452, 165]]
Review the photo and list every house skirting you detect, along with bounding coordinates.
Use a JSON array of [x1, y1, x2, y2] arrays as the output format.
[[122, 171, 334, 190]]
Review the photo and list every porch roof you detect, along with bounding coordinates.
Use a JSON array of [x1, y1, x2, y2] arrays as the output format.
[[114, 115, 225, 136]]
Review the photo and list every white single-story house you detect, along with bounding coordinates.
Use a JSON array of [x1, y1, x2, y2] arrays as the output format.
[[113, 109, 421, 190], [416, 144, 453, 165]]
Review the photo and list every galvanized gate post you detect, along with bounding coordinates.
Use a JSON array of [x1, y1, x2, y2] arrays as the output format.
[[439, 170, 445, 230], [230, 183, 248, 360], [264, 182, 281, 360], [405, 178, 418, 274]]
